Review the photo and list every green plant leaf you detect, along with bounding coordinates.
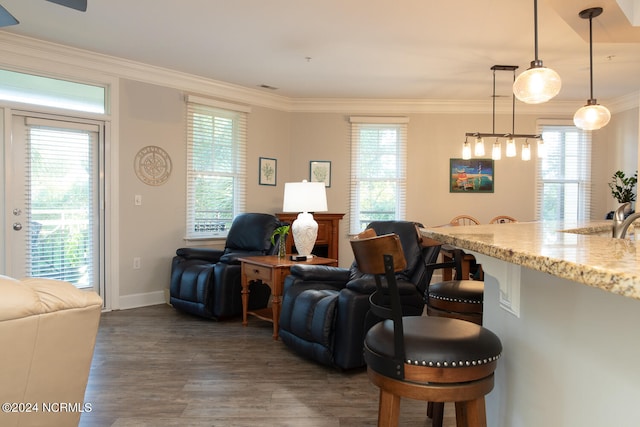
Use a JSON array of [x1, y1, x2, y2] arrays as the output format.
[[270, 225, 290, 245], [609, 170, 638, 202]]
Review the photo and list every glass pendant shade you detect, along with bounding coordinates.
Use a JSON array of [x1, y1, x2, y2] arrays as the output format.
[[492, 140, 501, 160], [474, 137, 485, 156], [462, 140, 471, 160], [521, 141, 531, 161], [506, 138, 517, 157], [537, 138, 546, 158], [513, 64, 562, 104], [573, 101, 611, 130]]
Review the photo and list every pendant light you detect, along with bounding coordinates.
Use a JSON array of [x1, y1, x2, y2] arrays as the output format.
[[474, 136, 485, 156], [462, 138, 472, 160], [513, 0, 562, 104], [573, 7, 611, 131], [463, 65, 542, 160]]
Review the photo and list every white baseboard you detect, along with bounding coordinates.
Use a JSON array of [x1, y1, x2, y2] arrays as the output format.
[[118, 290, 167, 310]]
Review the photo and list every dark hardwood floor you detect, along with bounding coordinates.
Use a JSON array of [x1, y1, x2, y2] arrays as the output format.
[[80, 304, 456, 426]]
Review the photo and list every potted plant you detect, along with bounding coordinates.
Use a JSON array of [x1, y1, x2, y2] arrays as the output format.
[[271, 225, 290, 259], [609, 170, 637, 213]]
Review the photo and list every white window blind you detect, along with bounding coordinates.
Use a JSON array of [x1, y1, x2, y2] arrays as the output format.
[[349, 117, 408, 234], [536, 121, 592, 221], [186, 101, 247, 238], [25, 117, 100, 288]]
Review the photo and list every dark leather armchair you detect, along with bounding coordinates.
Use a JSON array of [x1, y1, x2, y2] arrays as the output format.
[[278, 220, 442, 370], [170, 213, 284, 319]]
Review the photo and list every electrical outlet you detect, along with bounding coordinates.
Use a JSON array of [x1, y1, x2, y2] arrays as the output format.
[[133, 257, 141, 269]]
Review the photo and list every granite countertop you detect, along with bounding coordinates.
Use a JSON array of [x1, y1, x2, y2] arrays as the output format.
[[421, 220, 640, 301]]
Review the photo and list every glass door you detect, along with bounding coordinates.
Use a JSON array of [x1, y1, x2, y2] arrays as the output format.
[[8, 113, 104, 295]]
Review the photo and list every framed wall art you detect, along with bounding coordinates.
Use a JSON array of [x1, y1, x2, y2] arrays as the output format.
[[134, 145, 172, 186], [449, 158, 494, 193], [310, 160, 331, 187], [259, 157, 277, 186]]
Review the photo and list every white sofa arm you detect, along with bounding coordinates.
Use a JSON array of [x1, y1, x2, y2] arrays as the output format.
[[0, 275, 102, 427]]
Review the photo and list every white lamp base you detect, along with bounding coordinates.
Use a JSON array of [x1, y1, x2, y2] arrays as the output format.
[[291, 212, 318, 258]]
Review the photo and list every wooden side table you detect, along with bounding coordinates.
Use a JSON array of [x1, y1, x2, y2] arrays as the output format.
[[239, 255, 338, 340]]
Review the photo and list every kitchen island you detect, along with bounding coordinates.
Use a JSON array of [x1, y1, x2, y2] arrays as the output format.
[[421, 220, 640, 427]]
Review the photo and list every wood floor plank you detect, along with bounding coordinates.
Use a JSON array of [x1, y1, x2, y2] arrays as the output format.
[[80, 304, 456, 427]]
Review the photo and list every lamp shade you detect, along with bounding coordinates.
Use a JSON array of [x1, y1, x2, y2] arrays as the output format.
[[573, 102, 611, 130], [282, 180, 327, 213], [513, 65, 562, 104]]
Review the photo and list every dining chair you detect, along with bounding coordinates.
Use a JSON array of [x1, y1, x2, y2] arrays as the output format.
[[352, 233, 502, 427], [449, 215, 480, 226], [489, 215, 517, 224]]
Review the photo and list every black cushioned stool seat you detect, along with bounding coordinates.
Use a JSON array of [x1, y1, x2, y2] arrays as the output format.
[[427, 279, 484, 325], [366, 316, 500, 373]]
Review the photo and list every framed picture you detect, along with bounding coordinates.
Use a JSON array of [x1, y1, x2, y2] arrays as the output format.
[[449, 158, 494, 193], [259, 157, 277, 186], [310, 160, 331, 187]]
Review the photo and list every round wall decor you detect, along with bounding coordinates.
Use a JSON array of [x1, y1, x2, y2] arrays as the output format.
[[134, 145, 172, 186]]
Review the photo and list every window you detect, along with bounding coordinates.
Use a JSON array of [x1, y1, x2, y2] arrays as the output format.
[[186, 96, 249, 238], [536, 121, 591, 222], [349, 116, 408, 234], [0, 69, 106, 113]]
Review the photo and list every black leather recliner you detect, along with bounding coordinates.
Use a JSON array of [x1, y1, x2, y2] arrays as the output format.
[[278, 220, 442, 370], [170, 213, 285, 319]]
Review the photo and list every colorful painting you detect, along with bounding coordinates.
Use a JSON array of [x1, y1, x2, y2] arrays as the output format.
[[449, 158, 494, 193]]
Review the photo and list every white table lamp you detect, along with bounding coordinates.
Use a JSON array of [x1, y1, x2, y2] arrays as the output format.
[[282, 180, 328, 259]]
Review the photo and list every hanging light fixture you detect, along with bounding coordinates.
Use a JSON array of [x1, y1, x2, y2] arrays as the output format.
[[492, 139, 502, 160], [474, 136, 485, 156], [462, 138, 472, 160], [521, 140, 531, 161], [573, 7, 611, 131], [462, 65, 542, 160], [537, 138, 546, 158], [506, 138, 517, 157], [513, 0, 562, 104]]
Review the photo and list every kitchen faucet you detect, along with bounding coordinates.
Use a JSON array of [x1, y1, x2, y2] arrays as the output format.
[[612, 202, 640, 238]]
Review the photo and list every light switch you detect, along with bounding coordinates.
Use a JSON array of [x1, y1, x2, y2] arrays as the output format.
[[134, 195, 142, 206]]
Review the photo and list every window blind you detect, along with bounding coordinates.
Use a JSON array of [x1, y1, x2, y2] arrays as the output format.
[[535, 121, 592, 221], [24, 117, 100, 287], [186, 102, 247, 238], [349, 117, 408, 234]]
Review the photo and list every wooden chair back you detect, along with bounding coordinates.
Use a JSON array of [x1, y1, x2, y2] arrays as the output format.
[[489, 215, 517, 224], [449, 215, 480, 226]]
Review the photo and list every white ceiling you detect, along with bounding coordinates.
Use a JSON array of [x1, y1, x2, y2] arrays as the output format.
[[1, 0, 639, 102]]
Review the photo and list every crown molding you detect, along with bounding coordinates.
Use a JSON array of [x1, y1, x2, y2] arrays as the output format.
[[0, 32, 637, 115]]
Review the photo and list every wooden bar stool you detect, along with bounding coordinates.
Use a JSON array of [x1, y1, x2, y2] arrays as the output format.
[[427, 279, 484, 325], [425, 247, 485, 426], [351, 233, 502, 427]]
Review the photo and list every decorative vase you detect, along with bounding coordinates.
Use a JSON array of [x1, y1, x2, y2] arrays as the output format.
[[278, 235, 287, 259]]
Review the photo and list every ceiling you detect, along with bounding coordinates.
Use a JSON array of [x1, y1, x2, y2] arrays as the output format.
[[1, 0, 639, 103]]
